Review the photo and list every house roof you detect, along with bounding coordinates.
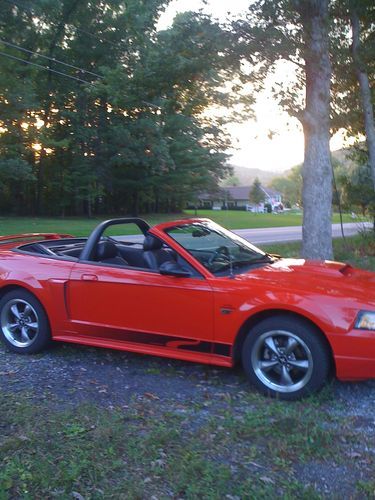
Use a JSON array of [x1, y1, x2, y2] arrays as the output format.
[[260, 186, 281, 198], [223, 186, 251, 200]]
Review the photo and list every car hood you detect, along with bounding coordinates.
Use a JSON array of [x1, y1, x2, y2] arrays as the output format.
[[235, 258, 375, 305]]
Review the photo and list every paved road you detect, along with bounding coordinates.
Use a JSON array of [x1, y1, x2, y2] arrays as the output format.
[[234, 222, 371, 244], [118, 222, 371, 245]]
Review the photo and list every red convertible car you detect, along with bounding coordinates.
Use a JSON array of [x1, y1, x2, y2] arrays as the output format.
[[0, 217, 374, 399]]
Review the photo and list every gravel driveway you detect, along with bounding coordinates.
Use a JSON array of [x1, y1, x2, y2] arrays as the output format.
[[1, 341, 374, 497], [1, 342, 374, 413]]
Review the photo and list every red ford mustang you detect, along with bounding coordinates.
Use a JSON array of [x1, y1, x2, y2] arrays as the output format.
[[0, 217, 374, 399]]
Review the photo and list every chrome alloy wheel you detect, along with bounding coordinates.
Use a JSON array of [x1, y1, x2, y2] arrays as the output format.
[[0, 299, 39, 348], [251, 330, 314, 393]]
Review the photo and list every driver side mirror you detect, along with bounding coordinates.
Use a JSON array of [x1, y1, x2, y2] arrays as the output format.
[[159, 261, 191, 278]]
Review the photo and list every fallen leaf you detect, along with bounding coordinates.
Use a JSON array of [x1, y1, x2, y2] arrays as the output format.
[[347, 451, 361, 458], [144, 392, 160, 400], [260, 476, 275, 485], [246, 461, 264, 469], [72, 492, 85, 500]]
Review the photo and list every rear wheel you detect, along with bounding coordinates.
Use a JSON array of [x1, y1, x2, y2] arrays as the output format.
[[0, 290, 50, 354], [242, 316, 331, 400]]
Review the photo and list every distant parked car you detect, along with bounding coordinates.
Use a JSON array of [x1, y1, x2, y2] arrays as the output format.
[[0, 217, 374, 400]]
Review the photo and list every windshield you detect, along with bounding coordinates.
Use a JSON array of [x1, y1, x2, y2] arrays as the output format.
[[165, 221, 273, 275]]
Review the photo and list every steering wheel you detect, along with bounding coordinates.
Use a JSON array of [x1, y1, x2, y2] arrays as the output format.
[[208, 245, 231, 267]]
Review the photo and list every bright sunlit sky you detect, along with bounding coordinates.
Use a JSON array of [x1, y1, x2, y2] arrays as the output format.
[[158, 0, 344, 173]]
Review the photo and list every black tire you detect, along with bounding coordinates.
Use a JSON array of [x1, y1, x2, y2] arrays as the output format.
[[0, 289, 51, 354], [242, 315, 331, 400]]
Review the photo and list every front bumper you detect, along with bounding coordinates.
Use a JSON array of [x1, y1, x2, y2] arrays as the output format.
[[329, 328, 375, 381]]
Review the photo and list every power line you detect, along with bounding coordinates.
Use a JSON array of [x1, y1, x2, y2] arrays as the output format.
[[0, 49, 161, 110], [0, 3, 161, 109], [0, 50, 93, 84], [0, 39, 103, 78]]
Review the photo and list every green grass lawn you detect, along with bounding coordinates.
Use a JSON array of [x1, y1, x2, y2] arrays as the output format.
[[185, 209, 359, 229], [0, 214, 179, 238], [0, 211, 364, 237], [264, 234, 375, 272]]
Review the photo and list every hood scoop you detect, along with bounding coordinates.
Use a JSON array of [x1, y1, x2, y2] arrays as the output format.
[[339, 263, 354, 276]]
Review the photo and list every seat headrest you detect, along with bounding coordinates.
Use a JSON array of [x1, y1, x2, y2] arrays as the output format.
[[95, 241, 118, 260], [143, 234, 163, 251]]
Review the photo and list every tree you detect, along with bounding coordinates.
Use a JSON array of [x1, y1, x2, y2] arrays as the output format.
[[91, 11, 238, 214], [222, 175, 240, 187], [338, 147, 375, 229], [0, 3, 247, 216], [349, 1, 375, 191], [249, 177, 265, 206], [330, 0, 374, 184], [232, 0, 334, 259], [270, 165, 303, 207], [299, 0, 333, 259]]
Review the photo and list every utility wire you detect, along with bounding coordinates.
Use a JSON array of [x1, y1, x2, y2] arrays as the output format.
[[0, 39, 103, 78], [0, 50, 93, 84], [0, 49, 161, 110], [0, 3, 161, 109]]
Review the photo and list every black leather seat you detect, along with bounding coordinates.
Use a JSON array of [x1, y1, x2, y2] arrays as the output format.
[[143, 234, 175, 270], [118, 245, 147, 268], [94, 241, 128, 266]]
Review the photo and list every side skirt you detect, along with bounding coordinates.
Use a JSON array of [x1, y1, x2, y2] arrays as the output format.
[[53, 334, 233, 367]]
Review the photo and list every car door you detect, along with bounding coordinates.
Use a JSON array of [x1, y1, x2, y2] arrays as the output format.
[[66, 261, 214, 355]]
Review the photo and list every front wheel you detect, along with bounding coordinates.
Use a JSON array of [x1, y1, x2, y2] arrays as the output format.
[[242, 316, 331, 400], [0, 289, 51, 354]]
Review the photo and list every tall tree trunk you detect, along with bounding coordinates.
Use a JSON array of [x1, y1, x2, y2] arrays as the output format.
[[350, 7, 375, 191], [299, 0, 333, 260], [132, 191, 139, 216]]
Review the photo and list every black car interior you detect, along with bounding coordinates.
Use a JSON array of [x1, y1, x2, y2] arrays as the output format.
[[94, 240, 129, 266], [143, 234, 177, 270], [17, 232, 197, 275]]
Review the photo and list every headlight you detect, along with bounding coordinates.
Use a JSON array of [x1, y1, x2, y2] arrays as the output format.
[[355, 311, 375, 331]]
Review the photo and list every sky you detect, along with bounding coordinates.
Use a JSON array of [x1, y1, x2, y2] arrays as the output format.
[[158, 0, 343, 173]]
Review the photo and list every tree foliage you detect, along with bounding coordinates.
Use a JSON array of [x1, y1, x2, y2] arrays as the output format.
[[331, 0, 375, 193], [337, 147, 375, 227], [0, 1, 249, 216], [249, 177, 265, 205], [270, 165, 303, 207]]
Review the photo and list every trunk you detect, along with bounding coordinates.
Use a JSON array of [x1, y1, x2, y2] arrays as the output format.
[[36, 150, 46, 215], [154, 190, 160, 213], [132, 191, 139, 216], [60, 163, 65, 217], [350, 7, 375, 191], [300, 0, 333, 260], [87, 192, 92, 218]]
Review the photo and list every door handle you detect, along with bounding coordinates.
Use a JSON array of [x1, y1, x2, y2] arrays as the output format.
[[81, 274, 98, 281]]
